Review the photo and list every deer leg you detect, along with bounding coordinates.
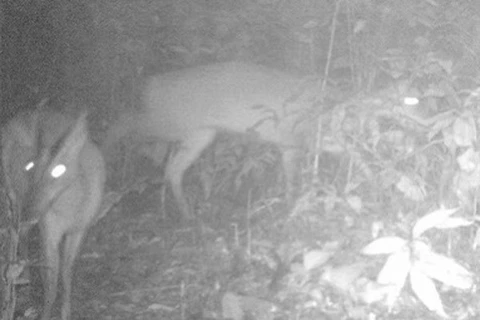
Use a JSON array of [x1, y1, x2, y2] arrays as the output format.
[[60, 230, 86, 320], [39, 219, 62, 320], [165, 129, 216, 219]]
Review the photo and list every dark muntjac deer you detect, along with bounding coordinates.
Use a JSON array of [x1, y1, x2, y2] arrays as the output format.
[[105, 62, 315, 219], [1, 107, 106, 320]]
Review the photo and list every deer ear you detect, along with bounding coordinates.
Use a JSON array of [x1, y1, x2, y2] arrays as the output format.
[[51, 112, 90, 167]]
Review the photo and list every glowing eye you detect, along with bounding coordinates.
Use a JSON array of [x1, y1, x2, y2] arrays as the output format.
[[25, 161, 35, 171], [51, 164, 66, 178], [403, 96, 419, 106]]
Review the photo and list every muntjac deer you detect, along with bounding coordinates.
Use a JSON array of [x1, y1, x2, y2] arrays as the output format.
[[1, 107, 106, 320], [105, 62, 314, 219]]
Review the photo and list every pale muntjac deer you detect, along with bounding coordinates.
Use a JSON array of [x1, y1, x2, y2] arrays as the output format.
[[105, 62, 315, 219], [1, 107, 106, 320]]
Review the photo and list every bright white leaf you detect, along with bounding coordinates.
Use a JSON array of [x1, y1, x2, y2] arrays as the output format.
[[414, 251, 474, 290], [362, 236, 408, 255], [435, 217, 473, 229], [410, 267, 448, 318], [377, 247, 411, 286], [412, 206, 459, 238], [411, 239, 431, 256]]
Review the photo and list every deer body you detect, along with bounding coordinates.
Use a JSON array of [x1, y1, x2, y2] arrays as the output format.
[[106, 62, 313, 218]]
